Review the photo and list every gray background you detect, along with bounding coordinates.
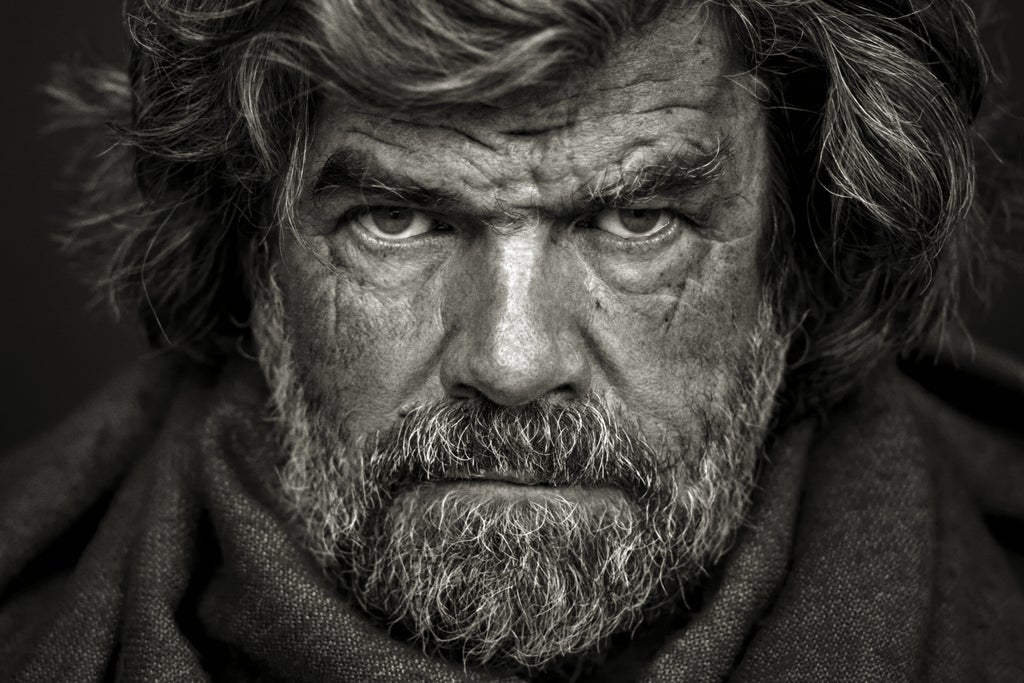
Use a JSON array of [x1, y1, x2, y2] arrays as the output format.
[[2, 2, 1022, 448]]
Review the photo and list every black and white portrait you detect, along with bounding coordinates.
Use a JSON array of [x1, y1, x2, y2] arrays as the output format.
[[1, 1, 1022, 680]]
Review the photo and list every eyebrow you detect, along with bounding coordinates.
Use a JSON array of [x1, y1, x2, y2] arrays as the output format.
[[308, 142, 731, 215], [582, 142, 730, 210], [309, 148, 461, 210]]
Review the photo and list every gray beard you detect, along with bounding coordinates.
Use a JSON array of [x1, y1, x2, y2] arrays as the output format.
[[253, 269, 790, 674]]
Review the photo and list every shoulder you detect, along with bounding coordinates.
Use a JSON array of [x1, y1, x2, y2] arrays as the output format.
[[0, 353, 221, 673], [876, 343, 1024, 678], [0, 353, 199, 598], [0, 352, 197, 488], [764, 342, 1024, 680]]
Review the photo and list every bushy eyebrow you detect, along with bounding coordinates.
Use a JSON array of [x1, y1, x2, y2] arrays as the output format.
[[308, 142, 731, 215], [582, 141, 730, 209], [309, 148, 462, 210]]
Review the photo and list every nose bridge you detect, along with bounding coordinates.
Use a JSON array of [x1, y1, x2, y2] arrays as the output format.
[[445, 226, 586, 405], [488, 233, 548, 362]]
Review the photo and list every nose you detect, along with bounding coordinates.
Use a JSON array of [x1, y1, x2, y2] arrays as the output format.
[[441, 228, 589, 405]]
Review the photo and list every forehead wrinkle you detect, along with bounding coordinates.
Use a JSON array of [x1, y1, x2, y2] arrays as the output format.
[[335, 116, 549, 204], [412, 76, 734, 149], [313, 35, 757, 204], [483, 146, 736, 222], [306, 121, 744, 229], [304, 10, 764, 222]]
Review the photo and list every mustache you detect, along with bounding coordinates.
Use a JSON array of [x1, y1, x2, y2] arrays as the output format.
[[359, 397, 681, 506]]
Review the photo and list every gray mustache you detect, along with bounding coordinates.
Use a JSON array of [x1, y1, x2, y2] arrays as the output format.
[[362, 397, 676, 505]]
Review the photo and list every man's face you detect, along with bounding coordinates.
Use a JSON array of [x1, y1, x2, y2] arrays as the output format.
[[257, 4, 785, 672]]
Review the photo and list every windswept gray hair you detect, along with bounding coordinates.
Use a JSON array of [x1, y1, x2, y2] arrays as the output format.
[[52, 0, 995, 414]]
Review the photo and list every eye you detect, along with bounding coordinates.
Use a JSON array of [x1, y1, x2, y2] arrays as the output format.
[[588, 208, 677, 239], [348, 207, 450, 240]]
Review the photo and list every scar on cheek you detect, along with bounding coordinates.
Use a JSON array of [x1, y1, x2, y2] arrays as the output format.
[[645, 237, 715, 291], [660, 281, 691, 327], [637, 262, 692, 300]]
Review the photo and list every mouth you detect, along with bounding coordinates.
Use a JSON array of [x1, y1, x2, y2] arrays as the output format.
[[466, 470, 546, 486], [410, 478, 624, 505]]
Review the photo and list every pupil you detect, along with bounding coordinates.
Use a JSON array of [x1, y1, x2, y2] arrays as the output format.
[[620, 208, 660, 233], [372, 207, 414, 234]]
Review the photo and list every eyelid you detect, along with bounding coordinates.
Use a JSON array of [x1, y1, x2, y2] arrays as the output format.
[[601, 199, 712, 231], [339, 204, 454, 242], [590, 207, 677, 240]]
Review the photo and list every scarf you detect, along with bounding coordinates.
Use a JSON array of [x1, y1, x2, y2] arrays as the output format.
[[1, 355, 1021, 681]]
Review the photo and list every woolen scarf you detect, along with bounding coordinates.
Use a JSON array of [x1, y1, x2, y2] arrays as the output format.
[[1, 355, 1022, 681]]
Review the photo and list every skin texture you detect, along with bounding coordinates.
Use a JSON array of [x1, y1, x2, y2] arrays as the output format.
[[281, 5, 771, 483]]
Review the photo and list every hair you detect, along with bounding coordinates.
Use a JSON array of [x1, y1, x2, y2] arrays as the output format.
[[50, 0, 996, 415]]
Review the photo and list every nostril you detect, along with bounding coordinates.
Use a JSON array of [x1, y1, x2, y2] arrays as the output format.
[[448, 383, 481, 400]]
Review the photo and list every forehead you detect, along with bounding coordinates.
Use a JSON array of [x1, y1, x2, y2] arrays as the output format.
[[305, 4, 762, 210]]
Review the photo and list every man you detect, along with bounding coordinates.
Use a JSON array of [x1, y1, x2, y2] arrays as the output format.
[[1, 0, 1022, 680]]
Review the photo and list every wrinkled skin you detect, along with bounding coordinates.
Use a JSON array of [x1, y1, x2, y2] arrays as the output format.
[[281, 5, 770, 501]]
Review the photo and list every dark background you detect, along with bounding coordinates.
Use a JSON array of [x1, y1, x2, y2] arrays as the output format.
[[2, 2, 1023, 449]]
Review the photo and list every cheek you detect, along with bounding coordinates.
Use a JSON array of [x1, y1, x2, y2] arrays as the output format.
[[279, 235, 444, 432], [588, 236, 762, 422]]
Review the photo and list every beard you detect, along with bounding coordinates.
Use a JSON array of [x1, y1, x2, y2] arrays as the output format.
[[252, 268, 790, 674]]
